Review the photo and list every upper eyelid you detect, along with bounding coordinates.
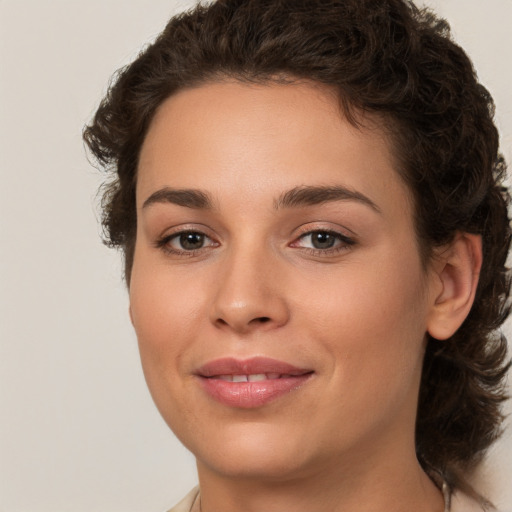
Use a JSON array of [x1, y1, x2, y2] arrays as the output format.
[[294, 220, 356, 236], [158, 224, 216, 239], [297, 227, 351, 237], [292, 222, 357, 243]]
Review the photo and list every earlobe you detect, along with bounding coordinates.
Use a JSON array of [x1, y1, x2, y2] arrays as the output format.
[[427, 233, 482, 340]]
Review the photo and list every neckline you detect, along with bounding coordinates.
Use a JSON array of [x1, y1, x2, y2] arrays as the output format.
[[189, 485, 452, 512]]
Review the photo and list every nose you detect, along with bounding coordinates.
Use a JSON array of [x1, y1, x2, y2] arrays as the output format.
[[210, 245, 290, 334]]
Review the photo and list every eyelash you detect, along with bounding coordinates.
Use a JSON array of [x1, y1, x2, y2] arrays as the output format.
[[155, 228, 355, 257]]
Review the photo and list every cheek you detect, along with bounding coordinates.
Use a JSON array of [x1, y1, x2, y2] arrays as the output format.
[[298, 252, 429, 382], [128, 262, 203, 390], [294, 258, 428, 443], [130, 257, 207, 338], [128, 271, 204, 439]]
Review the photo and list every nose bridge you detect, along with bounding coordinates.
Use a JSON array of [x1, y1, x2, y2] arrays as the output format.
[[210, 237, 289, 333]]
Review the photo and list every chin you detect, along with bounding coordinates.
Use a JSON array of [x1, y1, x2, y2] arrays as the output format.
[[186, 421, 316, 481], [200, 450, 310, 482]]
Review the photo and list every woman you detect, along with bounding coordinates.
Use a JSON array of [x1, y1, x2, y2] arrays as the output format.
[[83, 0, 511, 510]]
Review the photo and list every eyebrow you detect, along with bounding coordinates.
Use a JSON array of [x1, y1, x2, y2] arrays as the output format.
[[141, 184, 380, 213], [142, 188, 213, 210], [274, 185, 380, 212]]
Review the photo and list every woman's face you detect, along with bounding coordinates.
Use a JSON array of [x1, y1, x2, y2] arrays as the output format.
[[130, 81, 440, 481]]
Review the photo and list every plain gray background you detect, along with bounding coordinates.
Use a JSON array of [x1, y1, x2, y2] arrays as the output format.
[[1, 1, 511, 510]]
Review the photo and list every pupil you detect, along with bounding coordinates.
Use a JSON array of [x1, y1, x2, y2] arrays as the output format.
[[312, 232, 335, 249], [180, 232, 204, 250]]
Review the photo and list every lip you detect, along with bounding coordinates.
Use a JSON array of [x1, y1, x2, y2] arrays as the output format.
[[195, 357, 314, 409]]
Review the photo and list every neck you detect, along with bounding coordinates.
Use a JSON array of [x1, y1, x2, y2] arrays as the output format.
[[196, 441, 445, 512]]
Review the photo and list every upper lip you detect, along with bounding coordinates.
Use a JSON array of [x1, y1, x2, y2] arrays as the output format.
[[196, 357, 312, 377]]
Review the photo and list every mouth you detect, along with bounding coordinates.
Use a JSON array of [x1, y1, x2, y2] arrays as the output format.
[[195, 357, 314, 409], [211, 372, 301, 382]]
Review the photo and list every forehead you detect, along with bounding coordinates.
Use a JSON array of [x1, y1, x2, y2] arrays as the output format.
[[137, 80, 411, 216]]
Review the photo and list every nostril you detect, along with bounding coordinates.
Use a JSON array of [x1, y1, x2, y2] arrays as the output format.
[[255, 317, 271, 324]]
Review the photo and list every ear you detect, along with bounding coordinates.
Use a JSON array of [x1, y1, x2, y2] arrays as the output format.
[[427, 233, 482, 340]]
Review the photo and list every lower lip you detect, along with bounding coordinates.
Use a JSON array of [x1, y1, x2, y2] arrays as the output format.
[[199, 375, 313, 409]]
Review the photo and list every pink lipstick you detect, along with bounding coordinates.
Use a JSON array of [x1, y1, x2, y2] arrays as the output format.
[[195, 357, 313, 408]]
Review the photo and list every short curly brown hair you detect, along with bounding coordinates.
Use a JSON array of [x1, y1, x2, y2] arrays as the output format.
[[83, 0, 511, 491]]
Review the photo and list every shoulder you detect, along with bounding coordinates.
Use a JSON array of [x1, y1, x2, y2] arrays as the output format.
[[165, 487, 200, 512]]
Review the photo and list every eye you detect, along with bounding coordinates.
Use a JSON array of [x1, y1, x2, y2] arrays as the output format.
[[157, 230, 218, 255], [303, 231, 338, 249], [174, 232, 207, 251], [292, 229, 354, 253]]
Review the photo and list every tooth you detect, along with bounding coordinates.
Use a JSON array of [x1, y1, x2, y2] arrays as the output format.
[[218, 375, 234, 382], [232, 375, 249, 382], [248, 374, 266, 382]]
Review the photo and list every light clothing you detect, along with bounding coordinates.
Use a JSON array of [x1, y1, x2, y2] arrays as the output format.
[[166, 487, 199, 512], [166, 485, 489, 512]]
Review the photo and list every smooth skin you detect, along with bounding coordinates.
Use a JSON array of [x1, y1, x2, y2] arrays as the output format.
[[129, 81, 481, 512]]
